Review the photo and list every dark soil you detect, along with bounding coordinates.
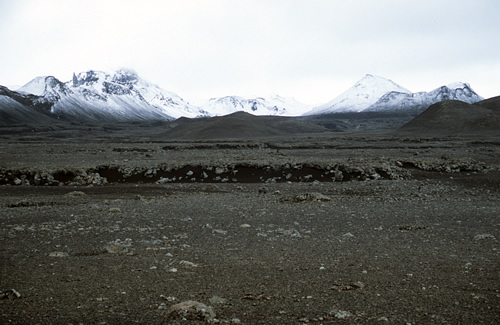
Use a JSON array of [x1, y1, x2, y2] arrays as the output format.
[[1, 131, 499, 324]]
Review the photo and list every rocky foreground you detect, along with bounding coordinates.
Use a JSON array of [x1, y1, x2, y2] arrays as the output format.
[[1, 134, 499, 324]]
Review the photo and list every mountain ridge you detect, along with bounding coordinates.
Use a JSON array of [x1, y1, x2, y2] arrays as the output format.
[[0, 70, 489, 127], [304, 74, 483, 115]]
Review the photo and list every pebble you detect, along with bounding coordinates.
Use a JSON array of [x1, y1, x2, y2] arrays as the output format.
[[167, 300, 216, 321], [474, 234, 496, 241], [48, 252, 69, 258]]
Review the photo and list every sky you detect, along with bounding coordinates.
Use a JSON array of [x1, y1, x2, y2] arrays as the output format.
[[0, 0, 499, 105]]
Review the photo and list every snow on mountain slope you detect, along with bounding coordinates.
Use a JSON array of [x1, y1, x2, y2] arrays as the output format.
[[18, 76, 72, 102], [304, 74, 411, 115], [66, 69, 207, 119], [203, 95, 308, 116], [202, 94, 311, 116], [6, 70, 485, 123], [364, 82, 483, 113], [265, 95, 312, 116], [16, 69, 207, 121], [17, 76, 49, 96], [0, 85, 57, 125]]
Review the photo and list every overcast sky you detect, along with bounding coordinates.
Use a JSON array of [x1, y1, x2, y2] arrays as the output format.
[[1, 0, 499, 105]]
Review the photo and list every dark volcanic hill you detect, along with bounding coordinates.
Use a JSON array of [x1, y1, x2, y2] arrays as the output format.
[[398, 96, 500, 135], [160, 111, 332, 139]]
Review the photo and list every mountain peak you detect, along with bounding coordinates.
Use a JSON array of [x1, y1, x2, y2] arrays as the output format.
[[363, 81, 483, 113], [355, 74, 411, 92], [111, 69, 139, 86], [17, 76, 51, 96], [72, 70, 105, 87], [305, 74, 411, 114], [18, 76, 67, 97], [446, 81, 470, 90]]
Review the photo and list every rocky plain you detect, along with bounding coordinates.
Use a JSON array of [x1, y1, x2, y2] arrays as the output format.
[[0, 118, 499, 324]]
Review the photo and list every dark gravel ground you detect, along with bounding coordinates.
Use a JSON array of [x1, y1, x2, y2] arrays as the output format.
[[1, 133, 499, 324]]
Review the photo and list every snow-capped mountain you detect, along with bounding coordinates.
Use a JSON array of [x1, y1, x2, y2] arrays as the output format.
[[15, 69, 208, 122], [1, 69, 486, 125], [364, 82, 483, 113], [202, 94, 311, 116], [0, 85, 58, 125], [305, 74, 412, 115], [304, 74, 483, 116]]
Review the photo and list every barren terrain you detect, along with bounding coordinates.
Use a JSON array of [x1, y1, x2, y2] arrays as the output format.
[[1, 127, 499, 324]]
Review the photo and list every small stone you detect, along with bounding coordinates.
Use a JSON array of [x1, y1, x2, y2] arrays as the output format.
[[108, 207, 121, 213], [48, 251, 69, 258], [240, 224, 251, 228], [351, 281, 366, 289], [167, 300, 215, 321], [160, 295, 177, 302], [474, 234, 496, 241], [1, 289, 21, 299], [179, 260, 198, 268], [212, 229, 227, 235], [66, 191, 86, 197], [330, 310, 352, 319], [342, 232, 355, 238], [209, 295, 228, 305]]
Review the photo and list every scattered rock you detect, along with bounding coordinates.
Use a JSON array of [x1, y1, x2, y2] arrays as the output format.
[[329, 309, 353, 319], [104, 238, 133, 254], [209, 295, 228, 305], [331, 281, 366, 291], [48, 251, 69, 258], [281, 192, 332, 202], [179, 260, 198, 268], [160, 295, 177, 302], [1, 289, 22, 299], [65, 191, 87, 197], [212, 229, 228, 235], [474, 234, 496, 241], [167, 300, 216, 321]]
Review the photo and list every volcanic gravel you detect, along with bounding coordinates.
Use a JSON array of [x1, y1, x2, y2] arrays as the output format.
[[1, 134, 499, 324]]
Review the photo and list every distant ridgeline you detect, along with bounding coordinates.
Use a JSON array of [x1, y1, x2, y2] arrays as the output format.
[[0, 70, 488, 127]]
